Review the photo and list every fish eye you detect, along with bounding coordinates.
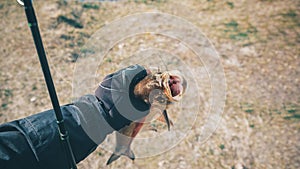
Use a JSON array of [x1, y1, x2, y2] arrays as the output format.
[[157, 96, 167, 103]]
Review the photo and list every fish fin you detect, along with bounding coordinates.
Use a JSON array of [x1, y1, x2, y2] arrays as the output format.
[[106, 153, 121, 165], [127, 149, 135, 161], [142, 124, 158, 132], [162, 110, 171, 131], [106, 149, 135, 165], [157, 114, 174, 126]]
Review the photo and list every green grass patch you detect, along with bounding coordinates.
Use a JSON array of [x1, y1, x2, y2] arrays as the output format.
[[225, 20, 238, 28], [226, 2, 234, 9], [274, 109, 281, 114], [134, 0, 146, 3], [83, 3, 100, 10], [247, 25, 258, 34], [79, 32, 91, 38], [80, 48, 95, 55], [60, 34, 74, 40], [284, 114, 300, 120], [223, 20, 258, 41], [282, 10, 297, 19], [133, 0, 166, 4], [229, 32, 249, 40], [76, 39, 84, 47], [279, 10, 299, 31], [57, 15, 83, 29], [4, 89, 13, 97], [219, 144, 225, 150], [32, 85, 38, 91], [283, 103, 299, 120], [284, 104, 298, 113], [244, 108, 254, 113], [106, 58, 112, 63], [241, 103, 254, 113], [287, 108, 296, 114], [70, 52, 79, 62], [242, 43, 254, 47], [1, 103, 8, 110]]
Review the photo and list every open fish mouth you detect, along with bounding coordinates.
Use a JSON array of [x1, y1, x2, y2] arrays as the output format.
[[161, 70, 187, 102]]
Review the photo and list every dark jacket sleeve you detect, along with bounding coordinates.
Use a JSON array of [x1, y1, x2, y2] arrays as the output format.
[[0, 95, 109, 169]]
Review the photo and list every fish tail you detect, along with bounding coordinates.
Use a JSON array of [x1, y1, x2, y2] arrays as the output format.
[[127, 149, 135, 161], [106, 149, 135, 165], [106, 153, 121, 165]]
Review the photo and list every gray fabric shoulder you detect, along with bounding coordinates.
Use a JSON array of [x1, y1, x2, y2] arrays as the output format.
[[73, 94, 101, 112], [73, 94, 114, 144]]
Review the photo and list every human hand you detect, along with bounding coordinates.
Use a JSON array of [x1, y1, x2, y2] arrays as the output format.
[[95, 64, 150, 131]]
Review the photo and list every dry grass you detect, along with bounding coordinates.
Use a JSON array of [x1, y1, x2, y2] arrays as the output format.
[[0, 0, 299, 168]]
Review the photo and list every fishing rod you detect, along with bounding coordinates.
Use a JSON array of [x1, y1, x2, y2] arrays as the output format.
[[18, 0, 77, 168]]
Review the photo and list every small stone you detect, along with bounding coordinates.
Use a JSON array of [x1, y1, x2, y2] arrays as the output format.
[[240, 46, 257, 57], [30, 97, 37, 102], [232, 162, 247, 169]]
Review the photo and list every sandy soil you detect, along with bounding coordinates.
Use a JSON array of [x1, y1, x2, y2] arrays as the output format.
[[0, 0, 299, 168]]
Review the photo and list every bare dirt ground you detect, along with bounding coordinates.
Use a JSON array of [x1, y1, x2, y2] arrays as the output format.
[[0, 0, 299, 169]]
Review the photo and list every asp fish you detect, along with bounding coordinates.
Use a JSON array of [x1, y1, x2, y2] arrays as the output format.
[[106, 70, 187, 165]]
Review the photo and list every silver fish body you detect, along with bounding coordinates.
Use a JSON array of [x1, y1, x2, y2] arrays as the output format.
[[106, 119, 145, 165]]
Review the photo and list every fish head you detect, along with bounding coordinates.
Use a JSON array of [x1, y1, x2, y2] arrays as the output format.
[[134, 69, 187, 130], [134, 69, 187, 105]]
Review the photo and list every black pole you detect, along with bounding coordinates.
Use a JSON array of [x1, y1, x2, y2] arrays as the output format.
[[22, 0, 77, 168]]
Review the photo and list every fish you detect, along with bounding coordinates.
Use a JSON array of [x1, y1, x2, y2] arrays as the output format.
[[106, 69, 187, 165]]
